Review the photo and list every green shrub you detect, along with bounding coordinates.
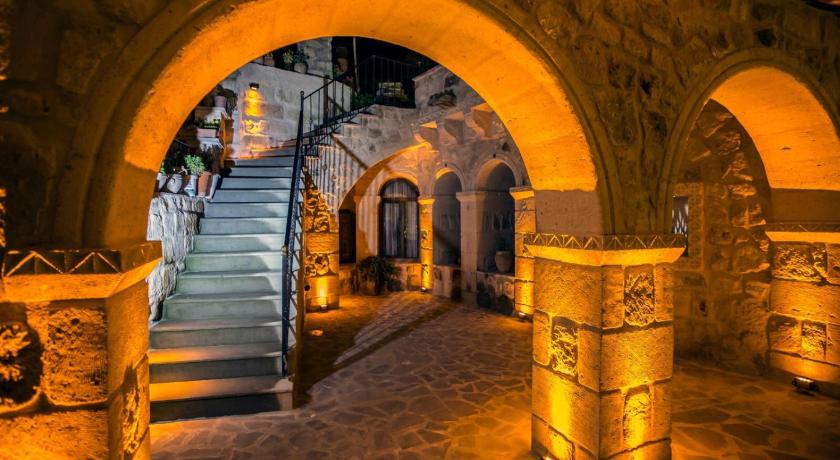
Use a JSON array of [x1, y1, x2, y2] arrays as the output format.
[[184, 154, 206, 175], [357, 256, 398, 295]]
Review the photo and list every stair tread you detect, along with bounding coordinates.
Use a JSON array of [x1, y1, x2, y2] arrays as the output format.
[[164, 291, 281, 303], [149, 342, 283, 365], [151, 374, 292, 403], [151, 316, 284, 332], [193, 233, 285, 239], [177, 269, 283, 278], [186, 250, 282, 258]]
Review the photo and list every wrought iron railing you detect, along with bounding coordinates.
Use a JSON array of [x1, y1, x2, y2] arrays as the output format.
[[279, 55, 426, 376]]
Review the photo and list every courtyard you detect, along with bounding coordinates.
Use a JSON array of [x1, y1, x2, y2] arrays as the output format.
[[150, 293, 840, 459]]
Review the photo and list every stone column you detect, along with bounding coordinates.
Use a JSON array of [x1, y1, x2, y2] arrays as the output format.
[[0, 243, 160, 459], [511, 186, 535, 316], [455, 191, 486, 302], [418, 196, 435, 291], [303, 177, 339, 311], [526, 233, 685, 459], [765, 223, 840, 397]]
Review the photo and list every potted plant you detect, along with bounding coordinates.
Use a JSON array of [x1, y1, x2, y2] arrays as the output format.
[[183, 154, 205, 197], [494, 235, 514, 274], [356, 256, 398, 295], [156, 162, 169, 191], [213, 94, 227, 108], [196, 120, 220, 138], [293, 50, 308, 74], [164, 170, 183, 194]]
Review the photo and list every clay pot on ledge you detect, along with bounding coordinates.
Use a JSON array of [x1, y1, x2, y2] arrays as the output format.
[[184, 175, 198, 197], [156, 173, 168, 191], [165, 174, 183, 194], [213, 95, 227, 108], [196, 172, 213, 197], [494, 250, 513, 274], [294, 61, 308, 74]]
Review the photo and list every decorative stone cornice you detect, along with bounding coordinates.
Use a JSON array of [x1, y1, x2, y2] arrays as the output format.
[[764, 222, 840, 244], [523, 233, 686, 266], [1, 242, 161, 302], [2, 242, 161, 277]]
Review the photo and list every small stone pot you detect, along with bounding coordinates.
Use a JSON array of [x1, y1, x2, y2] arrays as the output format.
[[156, 173, 168, 191], [165, 174, 183, 194], [213, 95, 227, 108], [184, 175, 198, 197], [494, 250, 513, 274], [294, 62, 308, 74]]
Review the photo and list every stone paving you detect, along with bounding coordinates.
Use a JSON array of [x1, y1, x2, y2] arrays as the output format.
[[151, 292, 840, 459]]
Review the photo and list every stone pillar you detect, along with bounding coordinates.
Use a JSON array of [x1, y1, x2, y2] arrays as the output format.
[[303, 177, 339, 311], [0, 243, 160, 459], [511, 186, 535, 316], [418, 196, 435, 291], [526, 233, 685, 459], [765, 223, 840, 397], [456, 191, 485, 302]]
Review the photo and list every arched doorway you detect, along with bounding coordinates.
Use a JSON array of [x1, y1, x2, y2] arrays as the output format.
[[433, 171, 462, 267], [475, 161, 516, 273]]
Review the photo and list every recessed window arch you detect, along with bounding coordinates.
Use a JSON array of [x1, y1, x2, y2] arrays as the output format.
[[379, 179, 420, 259]]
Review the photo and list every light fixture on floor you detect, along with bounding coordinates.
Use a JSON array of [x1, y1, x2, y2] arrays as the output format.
[[792, 376, 818, 393], [516, 311, 528, 320]]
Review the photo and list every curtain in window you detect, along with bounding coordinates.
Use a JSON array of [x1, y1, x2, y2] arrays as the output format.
[[379, 179, 419, 259]]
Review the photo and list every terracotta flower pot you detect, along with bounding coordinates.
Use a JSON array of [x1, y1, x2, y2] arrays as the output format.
[[197, 172, 212, 197], [494, 250, 513, 274], [213, 95, 227, 108]]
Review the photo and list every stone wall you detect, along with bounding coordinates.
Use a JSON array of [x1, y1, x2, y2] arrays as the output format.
[[221, 63, 333, 157], [673, 101, 773, 374], [767, 241, 840, 394], [298, 38, 332, 78], [302, 176, 339, 311], [145, 193, 205, 321]]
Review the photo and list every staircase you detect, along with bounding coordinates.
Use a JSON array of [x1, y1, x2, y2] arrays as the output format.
[[149, 152, 299, 422]]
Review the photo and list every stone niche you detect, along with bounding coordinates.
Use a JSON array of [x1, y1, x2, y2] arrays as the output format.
[[672, 100, 773, 375]]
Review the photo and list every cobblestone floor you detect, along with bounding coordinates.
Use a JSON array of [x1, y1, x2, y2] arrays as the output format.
[[151, 292, 840, 459]]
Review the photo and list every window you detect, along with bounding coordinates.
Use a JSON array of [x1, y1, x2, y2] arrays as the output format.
[[379, 179, 419, 259], [672, 195, 689, 257], [339, 210, 356, 264]]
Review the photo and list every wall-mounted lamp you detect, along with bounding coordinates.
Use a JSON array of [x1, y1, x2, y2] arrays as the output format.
[[249, 82, 260, 89], [792, 376, 818, 393]]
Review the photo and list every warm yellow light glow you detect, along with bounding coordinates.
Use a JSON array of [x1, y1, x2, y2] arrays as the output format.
[[244, 87, 264, 117]]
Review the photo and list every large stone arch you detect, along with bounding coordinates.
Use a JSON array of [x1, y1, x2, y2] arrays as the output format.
[[58, 0, 612, 249], [662, 50, 840, 229]]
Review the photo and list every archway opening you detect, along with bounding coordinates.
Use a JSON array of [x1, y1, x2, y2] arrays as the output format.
[[475, 161, 516, 274], [433, 171, 462, 267]]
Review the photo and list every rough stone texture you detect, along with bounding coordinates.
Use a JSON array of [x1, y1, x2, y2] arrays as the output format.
[[767, 315, 801, 354], [600, 325, 673, 391], [297, 37, 332, 78], [622, 385, 651, 449], [532, 365, 599, 453], [303, 176, 340, 310], [772, 243, 828, 282], [0, 409, 108, 459], [145, 194, 205, 320], [535, 259, 602, 327], [601, 266, 624, 328], [673, 101, 772, 375], [532, 310, 550, 366], [770, 280, 840, 324], [800, 321, 827, 360], [549, 316, 577, 377], [0, 320, 41, 413], [624, 265, 655, 326], [26, 303, 107, 405]]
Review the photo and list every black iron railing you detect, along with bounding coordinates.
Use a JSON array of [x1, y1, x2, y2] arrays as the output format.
[[279, 55, 426, 376]]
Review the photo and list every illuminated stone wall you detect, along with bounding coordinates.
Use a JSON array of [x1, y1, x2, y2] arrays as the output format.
[[766, 231, 840, 395], [527, 236, 683, 459], [672, 101, 773, 374], [302, 175, 339, 311]]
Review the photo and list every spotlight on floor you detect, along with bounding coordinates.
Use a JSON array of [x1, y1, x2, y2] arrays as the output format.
[[420, 287, 427, 293], [319, 303, 328, 312], [792, 376, 818, 394], [516, 311, 529, 321]]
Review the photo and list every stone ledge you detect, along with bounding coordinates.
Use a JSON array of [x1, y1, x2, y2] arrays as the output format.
[[2, 242, 160, 277], [524, 233, 686, 266], [765, 222, 840, 243]]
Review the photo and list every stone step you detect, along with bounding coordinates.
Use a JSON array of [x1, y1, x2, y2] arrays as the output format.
[[184, 251, 284, 272], [218, 177, 293, 189], [205, 202, 289, 218], [150, 375, 292, 422], [174, 270, 283, 295], [193, 234, 285, 252], [149, 342, 284, 383], [200, 217, 286, 234], [163, 292, 283, 320], [211, 189, 291, 203], [149, 316, 293, 348], [228, 166, 293, 178], [226, 156, 295, 168]]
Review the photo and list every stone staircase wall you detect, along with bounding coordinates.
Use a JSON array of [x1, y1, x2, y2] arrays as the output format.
[[146, 194, 206, 321]]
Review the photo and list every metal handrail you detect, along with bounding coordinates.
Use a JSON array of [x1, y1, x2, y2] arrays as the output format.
[[278, 55, 427, 377]]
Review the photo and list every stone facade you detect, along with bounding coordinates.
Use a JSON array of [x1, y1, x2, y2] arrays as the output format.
[[302, 175, 340, 311], [672, 101, 773, 374], [145, 194, 205, 321]]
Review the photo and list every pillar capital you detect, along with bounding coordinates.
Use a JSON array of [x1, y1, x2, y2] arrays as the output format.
[[764, 221, 840, 244], [509, 185, 534, 201], [417, 196, 436, 206], [523, 232, 686, 266], [1, 242, 161, 302], [454, 190, 489, 203]]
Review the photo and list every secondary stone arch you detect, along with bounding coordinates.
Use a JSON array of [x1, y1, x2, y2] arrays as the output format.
[[661, 50, 840, 230], [63, 0, 614, 248]]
